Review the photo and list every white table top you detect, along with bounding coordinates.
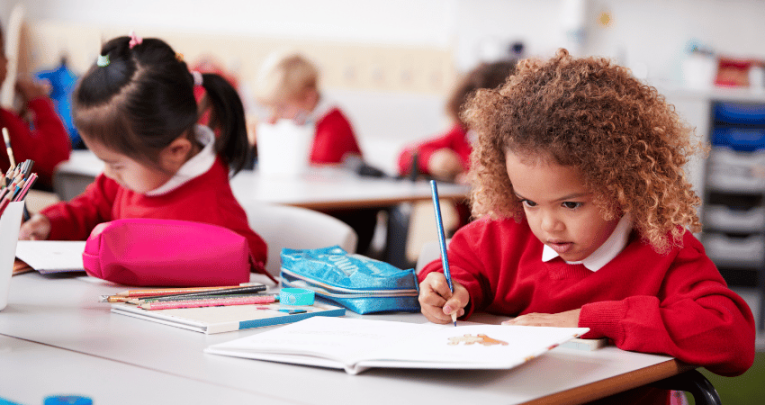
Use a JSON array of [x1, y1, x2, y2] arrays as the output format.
[[0, 335, 286, 405], [0, 272, 682, 405], [55, 150, 470, 209]]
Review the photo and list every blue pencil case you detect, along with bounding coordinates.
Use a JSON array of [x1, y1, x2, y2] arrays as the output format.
[[280, 246, 420, 314]]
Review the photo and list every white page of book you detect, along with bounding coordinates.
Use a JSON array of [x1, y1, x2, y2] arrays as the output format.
[[206, 317, 588, 374], [15, 241, 86, 273]]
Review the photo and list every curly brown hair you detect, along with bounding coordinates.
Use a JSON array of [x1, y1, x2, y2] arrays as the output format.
[[462, 49, 703, 253]]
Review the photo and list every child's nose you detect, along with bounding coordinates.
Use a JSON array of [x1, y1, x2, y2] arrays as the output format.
[[540, 212, 563, 233]]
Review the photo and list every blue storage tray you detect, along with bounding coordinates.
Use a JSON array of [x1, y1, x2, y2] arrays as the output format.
[[714, 103, 765, 125], [712, 127, 765, 151]]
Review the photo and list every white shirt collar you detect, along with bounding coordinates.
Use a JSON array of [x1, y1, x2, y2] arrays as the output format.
[[145, 125, 217, 196], [541, 214, 633, 271], [306, 96, 336, 123]]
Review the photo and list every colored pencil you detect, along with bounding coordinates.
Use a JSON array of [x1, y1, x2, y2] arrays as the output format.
[[139, 295, 276, 311], [132, 293, 276, 305], [128, 286, 270, 304], [430, 180, 457, 327], [113, 283, 264, 298], [2, 127, 15, 168]]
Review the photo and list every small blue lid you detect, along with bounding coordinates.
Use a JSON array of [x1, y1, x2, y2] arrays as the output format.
[[44, 396, 93, 405]]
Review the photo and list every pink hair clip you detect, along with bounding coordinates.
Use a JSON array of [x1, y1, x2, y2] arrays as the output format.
[[128, 30, 143, 49]]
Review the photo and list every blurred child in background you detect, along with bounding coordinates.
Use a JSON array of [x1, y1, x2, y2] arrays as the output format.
[[397, 60, 516, 227], [0, 21, 71, 190], [253, 52, 377, 253]]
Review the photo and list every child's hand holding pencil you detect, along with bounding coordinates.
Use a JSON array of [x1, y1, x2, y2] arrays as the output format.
[[418, 273, 469, 325], [418, 180, 470, 326]]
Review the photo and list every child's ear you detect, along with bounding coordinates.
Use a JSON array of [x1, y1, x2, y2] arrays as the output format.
[[161, 136, 193, 169]]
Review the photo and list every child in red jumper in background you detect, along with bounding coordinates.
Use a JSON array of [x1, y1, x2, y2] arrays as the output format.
[[18, 33, 271, 280], [252, 52, 377, 253], [397, 60, 516, 183], [0, 22, 71, 190], [397, 60, 516, 227], [418, 49, 754, 405]]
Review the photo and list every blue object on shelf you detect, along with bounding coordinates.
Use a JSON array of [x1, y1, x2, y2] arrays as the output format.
[[35, 61, 81, 148], [711, 127, 765, 151], [714, 102, 765, 125]]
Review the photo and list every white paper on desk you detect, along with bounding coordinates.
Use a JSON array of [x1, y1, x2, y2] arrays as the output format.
[[15, 241, 86, 274], [205, 317, 588, 374]]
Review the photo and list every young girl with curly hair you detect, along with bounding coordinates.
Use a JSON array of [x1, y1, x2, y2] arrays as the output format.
[[418, 49, 754, 404]]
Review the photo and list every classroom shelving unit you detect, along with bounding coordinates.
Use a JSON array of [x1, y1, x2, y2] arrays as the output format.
[[699, 99, 765, 331]]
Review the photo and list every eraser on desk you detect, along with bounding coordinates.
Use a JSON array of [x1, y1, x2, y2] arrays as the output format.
[[559, 338, 609, 351], [279, 288, 315, 306]]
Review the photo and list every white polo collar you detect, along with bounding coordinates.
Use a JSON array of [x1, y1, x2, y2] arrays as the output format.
[[306, 96, 336, 123], [541, 214, 632, 271], [145, 125, 217, 196]]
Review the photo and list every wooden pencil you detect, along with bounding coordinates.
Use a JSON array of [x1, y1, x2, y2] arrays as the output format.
[[114, 283, 263, 298], [139, 295, 276, 311]]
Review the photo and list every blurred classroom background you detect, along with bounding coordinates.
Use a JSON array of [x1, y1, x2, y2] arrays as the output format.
[[2, 1, 765, 402]]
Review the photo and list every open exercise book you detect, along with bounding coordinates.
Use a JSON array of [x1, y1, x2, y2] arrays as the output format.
[[205, 317, 589, 374], [15, 241, 86, 274]]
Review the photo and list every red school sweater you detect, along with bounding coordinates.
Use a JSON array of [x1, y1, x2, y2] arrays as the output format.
[[0, 98, 71, 189], [419, 217, 755, 378], [310, 107, 363, 164], [40, 158, 268, 273], [397, 122, 471, 176]]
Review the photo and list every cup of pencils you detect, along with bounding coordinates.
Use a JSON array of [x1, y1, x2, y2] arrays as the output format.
[[0, 127, 37, 310]]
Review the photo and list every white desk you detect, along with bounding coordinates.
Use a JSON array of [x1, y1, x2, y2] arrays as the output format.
[[0, 272, 689, 405], [0, 335, 286, 405], [53, 150, 470, 209]]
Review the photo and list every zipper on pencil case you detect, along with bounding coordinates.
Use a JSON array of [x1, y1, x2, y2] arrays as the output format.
[[280, 268, 418, 298]]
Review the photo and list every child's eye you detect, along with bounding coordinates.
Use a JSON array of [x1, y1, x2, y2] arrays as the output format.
[[562, 202, 581, 209], [521, 199, 536, 207]]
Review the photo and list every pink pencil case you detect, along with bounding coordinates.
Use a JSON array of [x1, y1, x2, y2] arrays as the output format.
[[82, 218, 253, 287]]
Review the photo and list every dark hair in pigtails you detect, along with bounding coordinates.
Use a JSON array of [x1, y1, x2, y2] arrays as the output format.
[[73, 36, 248, 176], [199, 73, 249, 175]]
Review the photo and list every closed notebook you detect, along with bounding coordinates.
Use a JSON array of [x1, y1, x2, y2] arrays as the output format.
[[205, 317, 588, 374], [111, 301, 345, 334]]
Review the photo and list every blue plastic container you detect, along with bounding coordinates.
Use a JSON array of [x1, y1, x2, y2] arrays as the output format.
[[711, 127, 765, 151], [714, 102, 765, 125]]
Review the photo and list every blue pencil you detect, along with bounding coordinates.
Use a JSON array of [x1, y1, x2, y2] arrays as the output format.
[[430, 180, 456, 326]]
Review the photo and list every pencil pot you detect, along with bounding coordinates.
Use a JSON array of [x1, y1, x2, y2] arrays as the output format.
[[280, 246, 420, 314], [0, 202, 24, 311], [256, 119, 314, 177]]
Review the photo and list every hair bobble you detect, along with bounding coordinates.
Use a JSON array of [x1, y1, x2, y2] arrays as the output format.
[[128, 30, 143, 49], [191, 71, 203, 86], [96, 54, 110, 67]]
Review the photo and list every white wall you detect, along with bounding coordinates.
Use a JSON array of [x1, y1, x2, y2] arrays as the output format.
[[4, 0, 765, 174], [6, 0, 765, 83]]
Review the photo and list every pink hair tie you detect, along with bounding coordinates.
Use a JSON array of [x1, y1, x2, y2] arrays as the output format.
[[128, 30, 143, 49], [191, 71, 203, 86]]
